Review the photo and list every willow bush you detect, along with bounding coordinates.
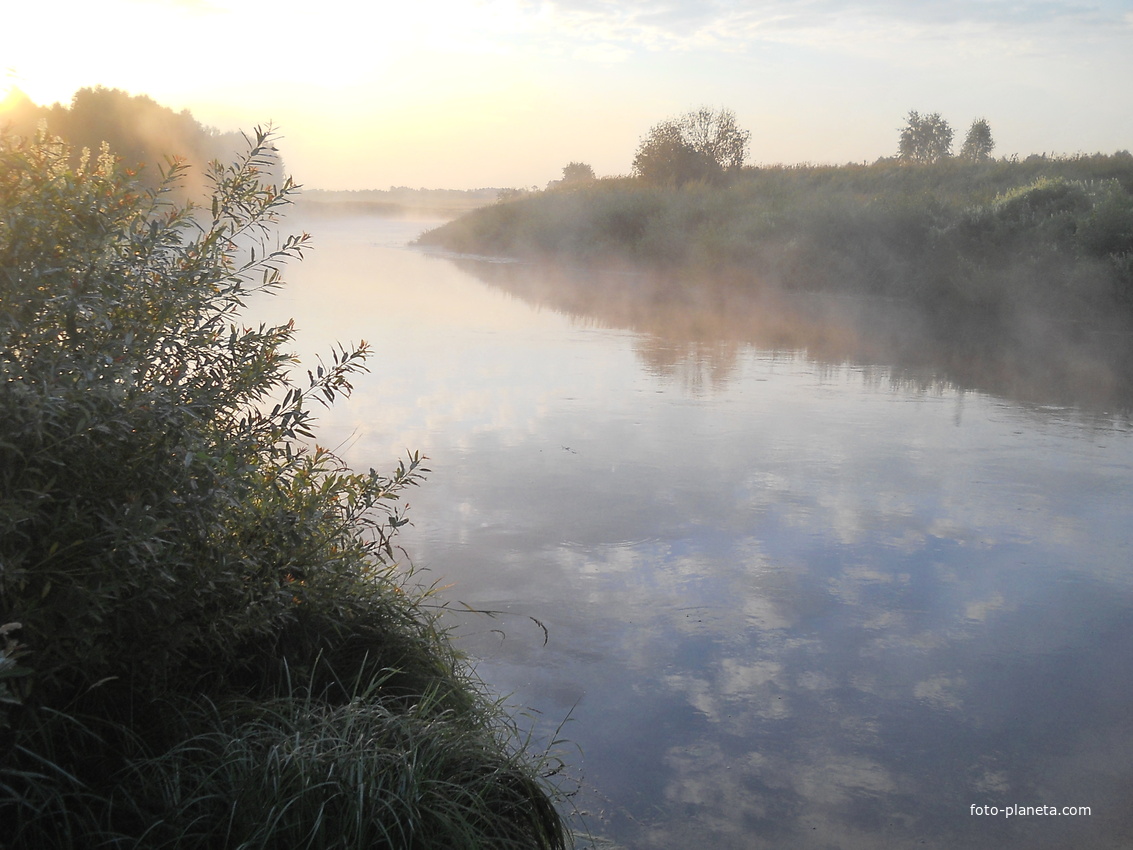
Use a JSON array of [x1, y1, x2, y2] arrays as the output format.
[[0, 128, 568, 849]]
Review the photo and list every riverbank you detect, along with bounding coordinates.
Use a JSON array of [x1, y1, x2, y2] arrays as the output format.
[[418, 154, 1133, 322], [0, 129, 569, 850]]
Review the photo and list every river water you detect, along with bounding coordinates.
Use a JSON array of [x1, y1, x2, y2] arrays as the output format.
[[249, 212, 1133, 849]]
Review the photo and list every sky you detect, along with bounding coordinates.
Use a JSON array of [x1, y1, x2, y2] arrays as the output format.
[[3, 0, 1133, 189]]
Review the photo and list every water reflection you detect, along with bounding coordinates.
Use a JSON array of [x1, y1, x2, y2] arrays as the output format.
[[445, 256, 1133, 416], [250, 215, 1133, 849]]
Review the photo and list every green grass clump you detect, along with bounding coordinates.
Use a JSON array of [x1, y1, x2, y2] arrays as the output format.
[[0, 127, 569, 849], [121, 689, 564, 850]]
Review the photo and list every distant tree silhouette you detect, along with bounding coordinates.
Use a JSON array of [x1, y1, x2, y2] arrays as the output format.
[[679, 107, 749, 173], [633, 107, 750, 185], [0, 87, 42, 134], [561, 161, 595, 183], [0, 86, 255, 197], [898, 111, 953, 163], [960, 118, 995, 162], [633, 119, 714, 185]]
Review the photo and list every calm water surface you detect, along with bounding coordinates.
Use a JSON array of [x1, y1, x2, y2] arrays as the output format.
[[250, 213, 1133, 849]]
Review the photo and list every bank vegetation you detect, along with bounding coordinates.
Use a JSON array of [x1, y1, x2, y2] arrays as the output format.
[[419, 152, 1133, 325], [0, 128, 569, 850]]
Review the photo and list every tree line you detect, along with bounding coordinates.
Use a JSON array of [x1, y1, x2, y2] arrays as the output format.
[[555, 107, 1000, 189], [0, 85, 267, 196], [898, 111, 995, 163]]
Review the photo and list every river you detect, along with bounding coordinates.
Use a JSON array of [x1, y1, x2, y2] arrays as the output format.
[[248, 211, 1133, 849]]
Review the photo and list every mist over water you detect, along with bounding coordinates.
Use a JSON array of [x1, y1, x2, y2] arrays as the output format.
[[441, 255, 1133, 417], [250, 213, 1133, 849]]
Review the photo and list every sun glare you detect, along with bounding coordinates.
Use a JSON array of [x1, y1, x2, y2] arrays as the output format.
[[0, 68, 16, 105]]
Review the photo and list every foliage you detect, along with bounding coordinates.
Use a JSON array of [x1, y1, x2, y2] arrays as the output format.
[[560, 162, 595, 184], [0, 127, 569, 849], [960, 118, 995, 162], [0, 622, 28, 717], [1076, 180, 1133, 258], [5, 683, 567, 850], [898, 110, 954, 163], [678, 107, 750, 174], [420, 179, 678, 261], [632, 107, 750, 186], [1, 85, 251, 196], [420, 152, 1133, 315], [116, 689, 566, 850], [632, 120, 716, 186]]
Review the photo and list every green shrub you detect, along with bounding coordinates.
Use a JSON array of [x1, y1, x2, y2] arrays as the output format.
[[0, 127, 568, 849], [1077, 181, 1133, 257]]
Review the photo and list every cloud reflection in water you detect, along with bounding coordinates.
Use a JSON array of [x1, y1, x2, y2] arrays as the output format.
[[250, 216, 1133, 849]]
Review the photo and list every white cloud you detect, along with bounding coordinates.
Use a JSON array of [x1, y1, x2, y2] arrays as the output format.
[[913, 674, 967, 711], [528, 0, 1130, 59]]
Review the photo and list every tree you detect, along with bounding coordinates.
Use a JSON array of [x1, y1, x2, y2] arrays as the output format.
[[633, 107, 751, 185], [632, 118, 715, 185], [898, 110, 954, 163], [561, 161, 595, 183], [679, 107, 750, 173], [960, 117, 995, 162]]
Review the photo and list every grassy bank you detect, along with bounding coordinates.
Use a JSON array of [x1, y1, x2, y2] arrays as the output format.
[[418, 154, 1133, 319], [0, 129, 569, 849]]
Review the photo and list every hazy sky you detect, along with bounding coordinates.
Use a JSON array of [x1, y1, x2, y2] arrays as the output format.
[[4, 0, 1132, 189]]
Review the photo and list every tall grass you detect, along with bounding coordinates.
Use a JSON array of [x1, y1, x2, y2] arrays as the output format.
[[3, 685, 568, 850], [118, 669, 567, 850]]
